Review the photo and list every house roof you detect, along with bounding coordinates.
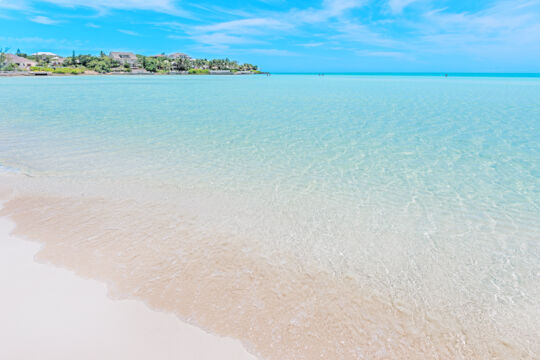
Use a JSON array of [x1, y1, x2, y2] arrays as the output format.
[[109, 52, 138, 60], [5, 54, 37, 66], [32, 52, 58, 56], [168, 52, 191, 59]]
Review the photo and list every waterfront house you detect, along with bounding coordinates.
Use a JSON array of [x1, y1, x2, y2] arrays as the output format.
[[109, 52, 139, 68], [5, 54, 37, 70], [50, 56, 65, 66], [168, 52, 191, 60], [32, 52, 59, 56]]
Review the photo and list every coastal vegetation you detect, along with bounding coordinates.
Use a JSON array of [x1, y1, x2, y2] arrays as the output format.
[[30, 66, 86, 74], [188, 69, 210, 74], [0, 47, 16, 71], [0, 48, 260, 75]]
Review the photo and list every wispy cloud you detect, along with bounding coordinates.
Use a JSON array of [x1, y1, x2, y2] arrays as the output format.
[[191, 33, 262, 48], [185, 17, 290, 48], [251, 48, 299, 56], [387, 0, 420, 14], [298, 42, 325, 47], [292, 0, 366, 23], [118, 29, 140, 36], [330, 21, 399, 47], [30, 15, 60, 24], [3, 0, 540, 71], [413, 0, 540, 57], [181, 0, 367, 51], [0, 1, 25, 10], [34, 0, 189, 17], [194, 18, 288, 34], [0, 36, 84, 50]]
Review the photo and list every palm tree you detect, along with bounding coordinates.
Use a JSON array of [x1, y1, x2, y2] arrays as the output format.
[[0, 47, 10, 69]]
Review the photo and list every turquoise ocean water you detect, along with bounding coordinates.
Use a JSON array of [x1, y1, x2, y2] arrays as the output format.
[[0, 74, 539, 358]]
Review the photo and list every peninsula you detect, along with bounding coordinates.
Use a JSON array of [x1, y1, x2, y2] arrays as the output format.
[[0, 49, 262, 76]]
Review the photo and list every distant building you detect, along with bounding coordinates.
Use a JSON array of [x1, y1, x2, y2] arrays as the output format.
[[32, 52, 56, 56], [5, 54, 37, 70], [109, 52, 139, 68], [50, 56, 65, 66], [31, 52, 59, 57], [168, 52, 191, 60]]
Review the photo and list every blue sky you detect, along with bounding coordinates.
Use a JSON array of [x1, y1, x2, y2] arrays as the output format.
[[1, 0, 539, 72]]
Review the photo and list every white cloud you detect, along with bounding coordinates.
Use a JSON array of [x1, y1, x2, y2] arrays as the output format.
[[118, 29, 140, 36], [30, 15, 59, 24], [251, 48, 298, 56], [388, 0, 420, 14], [293, 0, 366, 23], [86, 22, 100, 28], [184, 0, 367, 50], [9, 0, 537, 69], [35, 0, 189, 16], [417, 0, 540, 48], [191, 33, 262, 48], [0, 36, 85, 51], [330, 21, 399, 47], [298, 42, 325, 47], [153, 21, 185, 30], [194, 18, 289, 34], [0, 0, 27, 10], [380, 0, 540, 66], [186, 17, 291, 50]]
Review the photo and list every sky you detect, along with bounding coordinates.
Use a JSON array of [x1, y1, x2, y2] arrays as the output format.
[[1, 0, 539, 72]]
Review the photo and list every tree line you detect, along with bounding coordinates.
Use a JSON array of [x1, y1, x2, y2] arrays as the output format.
[[1, 48, 259, 74]]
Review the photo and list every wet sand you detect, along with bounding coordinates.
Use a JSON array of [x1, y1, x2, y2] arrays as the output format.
[[0, 173, 535, 360], [0, 214, 257, 360]]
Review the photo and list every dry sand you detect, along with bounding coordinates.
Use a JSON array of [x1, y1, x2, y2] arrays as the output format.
[[0, 215, 257, 360]]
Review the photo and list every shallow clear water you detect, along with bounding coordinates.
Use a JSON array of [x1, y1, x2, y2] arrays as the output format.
[[1, 75, 539, 358]]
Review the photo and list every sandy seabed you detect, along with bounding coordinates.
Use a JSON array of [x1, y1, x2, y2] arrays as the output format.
[[0, 171, 537, 360]]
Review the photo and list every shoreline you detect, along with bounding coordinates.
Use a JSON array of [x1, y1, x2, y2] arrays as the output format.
[[2, 72, 539, 78], [0, 201, 258, 360], [0, 171, 535, 360], [0, 71, 268, 77]]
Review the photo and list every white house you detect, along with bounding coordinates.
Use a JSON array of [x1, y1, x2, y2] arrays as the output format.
[[168, 52, 191, 60], [50, 56, 65, 66], [31, 52, 59, 57], [109, 52, 139, 68], [5, 54, 37, 70]]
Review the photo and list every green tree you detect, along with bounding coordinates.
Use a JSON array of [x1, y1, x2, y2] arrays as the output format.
[[0, 47, 11, 70], [142, 56, 158, 72], [173, 57, 192, 71]]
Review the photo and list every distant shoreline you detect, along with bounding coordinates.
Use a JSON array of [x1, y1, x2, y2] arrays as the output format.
[[2, 71, 538, 78], [0, 71, 270, 77]]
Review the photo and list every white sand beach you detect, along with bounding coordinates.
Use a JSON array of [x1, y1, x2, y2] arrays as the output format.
[[0, 215, 257, 360]]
